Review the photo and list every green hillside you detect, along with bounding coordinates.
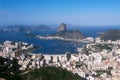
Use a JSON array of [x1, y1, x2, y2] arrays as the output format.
[[22, 66, 85, 80]]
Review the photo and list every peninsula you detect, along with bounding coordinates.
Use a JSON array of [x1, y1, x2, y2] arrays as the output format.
[[51, 23, 84, 39], [37, 23, 85, 42]]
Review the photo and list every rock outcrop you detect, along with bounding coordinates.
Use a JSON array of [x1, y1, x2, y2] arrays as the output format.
[[51, 23, 84, 39], [58, 23, 67, 32]]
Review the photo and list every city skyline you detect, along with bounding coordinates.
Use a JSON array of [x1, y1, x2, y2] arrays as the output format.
[[0, 0, 120, 26]]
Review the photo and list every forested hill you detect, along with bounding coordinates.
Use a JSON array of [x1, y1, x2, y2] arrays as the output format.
[[100, 29, 120, 41]]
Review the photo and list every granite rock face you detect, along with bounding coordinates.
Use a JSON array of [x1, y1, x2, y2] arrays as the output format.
[[51, 23, 84, 39], [58, 23, 67, 32]]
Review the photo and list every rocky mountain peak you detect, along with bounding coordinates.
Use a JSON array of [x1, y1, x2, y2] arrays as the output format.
[[58, 23, 67, 32]]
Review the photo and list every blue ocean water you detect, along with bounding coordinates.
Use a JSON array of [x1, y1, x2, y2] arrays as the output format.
[[0, 31, 80, 54], [0, 27, 119, 54]]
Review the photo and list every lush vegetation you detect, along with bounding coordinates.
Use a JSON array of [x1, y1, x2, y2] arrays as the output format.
[[92, 44, 112, 51], [92, 67, 112, 77], [101, 29, 120, 41], [26, 33, 36, 38], [0, 56, 84, 80], [0, 56, 22, 80], [22, 66, 85, 80], [51, 30, 84, 39]]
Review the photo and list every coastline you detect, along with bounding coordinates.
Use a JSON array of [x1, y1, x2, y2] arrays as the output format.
[[36, 35, 93, 43]]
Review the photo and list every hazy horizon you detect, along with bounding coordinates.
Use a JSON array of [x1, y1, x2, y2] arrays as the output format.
[[0, 0, 120, 26]]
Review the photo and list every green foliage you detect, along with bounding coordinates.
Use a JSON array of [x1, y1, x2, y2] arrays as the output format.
[[0, 57, 22, 80], [22, 66, 84, 80], [26, 33, 36, 38], [51, 30, 84, 39], [97, 44, 112, 50], [101, 29, 120, 41], [93, 67, 113, 77], [0, 57, 84, 80], [92, 44, 112, 51]]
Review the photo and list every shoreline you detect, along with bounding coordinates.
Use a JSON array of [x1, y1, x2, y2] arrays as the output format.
[[36, 35, 92, 43], [36, 35, 84, 42], [31, 52, 78, 55]]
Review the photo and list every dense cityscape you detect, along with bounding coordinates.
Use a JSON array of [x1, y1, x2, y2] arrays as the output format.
[[1, 0, 120, 80], [1, 32, 120, 80]]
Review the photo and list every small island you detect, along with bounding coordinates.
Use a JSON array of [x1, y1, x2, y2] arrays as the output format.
[[37, 23, 85, 42], [51, 23, 85, 39]]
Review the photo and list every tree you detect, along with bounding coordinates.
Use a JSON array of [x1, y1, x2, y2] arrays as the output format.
[[0, 57, 22, 80]]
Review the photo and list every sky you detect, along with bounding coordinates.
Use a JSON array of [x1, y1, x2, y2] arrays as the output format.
[[0, 0, 120, 26]]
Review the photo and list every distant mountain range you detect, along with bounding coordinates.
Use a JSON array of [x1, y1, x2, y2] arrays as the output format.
[[1, 24, 120, 40], [0, 25, 54, 32], [31, 25, 52, 31]]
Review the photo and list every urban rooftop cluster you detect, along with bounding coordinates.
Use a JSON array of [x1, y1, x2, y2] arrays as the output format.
[[0, 37, 120, 80]]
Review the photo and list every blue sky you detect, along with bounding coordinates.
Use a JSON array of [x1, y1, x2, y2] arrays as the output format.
[[0, 0, 120, 26]]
